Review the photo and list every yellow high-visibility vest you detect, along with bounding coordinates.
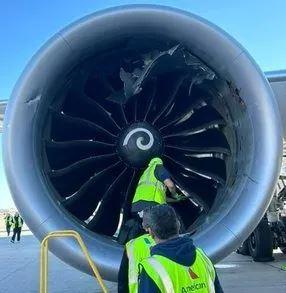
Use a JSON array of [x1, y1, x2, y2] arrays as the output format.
[[11, 216, 23, 229], [126, 234, 155, 293], [4, 215, 13, 226], [132, 158, 166, 205], [139, 248, 216, 293]]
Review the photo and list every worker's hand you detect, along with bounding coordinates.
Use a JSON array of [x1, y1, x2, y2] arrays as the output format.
[[168, 193, 187, 202], [177, 194, 187, 201], [172, 193, 179, 199]]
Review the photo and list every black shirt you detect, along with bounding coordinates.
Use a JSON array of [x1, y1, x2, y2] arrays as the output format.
[[154, 165, 171, 182]]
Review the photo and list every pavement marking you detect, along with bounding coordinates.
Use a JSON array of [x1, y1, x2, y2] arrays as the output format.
[[215, 263, 239, 269]]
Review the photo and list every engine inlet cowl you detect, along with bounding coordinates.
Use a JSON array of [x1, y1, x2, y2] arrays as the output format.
[[3, 5, 282, 281]]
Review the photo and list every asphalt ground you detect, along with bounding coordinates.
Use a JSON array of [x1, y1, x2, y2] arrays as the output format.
[[0, 233, 286, 292]]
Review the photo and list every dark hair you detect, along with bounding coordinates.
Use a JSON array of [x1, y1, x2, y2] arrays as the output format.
[[143, 204, 180, 240]]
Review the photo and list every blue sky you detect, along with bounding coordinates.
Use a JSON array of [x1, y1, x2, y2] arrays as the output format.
[[1, 0, 286, 208]]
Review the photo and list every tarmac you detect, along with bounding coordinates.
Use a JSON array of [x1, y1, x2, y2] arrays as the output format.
[[0, 233, 286, 293]]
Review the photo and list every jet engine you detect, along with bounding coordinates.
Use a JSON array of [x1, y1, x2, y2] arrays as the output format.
[[3, 5, 283, 280]]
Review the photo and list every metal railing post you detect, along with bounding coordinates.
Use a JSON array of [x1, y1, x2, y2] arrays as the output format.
[[39, 230, 108, 293]]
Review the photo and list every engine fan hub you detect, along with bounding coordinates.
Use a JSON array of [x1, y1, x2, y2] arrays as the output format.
[[117, 122, 163, 168]]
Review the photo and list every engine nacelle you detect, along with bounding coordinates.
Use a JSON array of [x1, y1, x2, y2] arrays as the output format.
[[3, 5, 282, 280]]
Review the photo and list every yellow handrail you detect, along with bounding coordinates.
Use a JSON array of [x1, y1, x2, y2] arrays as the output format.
[[39, 230, 108, 293]]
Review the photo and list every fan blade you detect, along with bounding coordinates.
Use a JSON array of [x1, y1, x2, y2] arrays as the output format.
[[51, 67, 122, 136], [45, 140, 115, 170], [164, 157, 218, 209], [121, 170, 142, 224], [85, 73, 128, 127], [164, 129, 230, 153], [63, 161, 123, 220], [50, 111, 117, 143], [87, 168, 131, 235], [120, 103, 128, 125], [170, 199, 201, 232], [143, 81, 157, 122], [162, 106, 225, 137], [152, 74, 188, 125], [165, 144, 230, 156], [63, 92, 122, 134], [48, 154, 118, 198], [159, 98, 206, 132], [164, 152, 226, 184]]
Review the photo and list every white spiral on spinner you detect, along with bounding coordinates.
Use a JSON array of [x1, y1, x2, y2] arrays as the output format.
[[123, 128, 154, 151]]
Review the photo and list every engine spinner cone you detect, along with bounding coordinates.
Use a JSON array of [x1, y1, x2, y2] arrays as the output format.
[[117, 122, 163, 168]]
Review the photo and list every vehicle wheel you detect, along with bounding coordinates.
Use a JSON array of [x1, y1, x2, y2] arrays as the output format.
[[248, 218, 274, 261], [236, 239, 250, 255]]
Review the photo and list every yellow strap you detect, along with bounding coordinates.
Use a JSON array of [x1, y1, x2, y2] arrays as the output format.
[[147, 257, 174, 293], [126, 241, 137, 284], [196, 249, 215, 293], [197, 249, 215, 278], [138, 165, 154, 185]]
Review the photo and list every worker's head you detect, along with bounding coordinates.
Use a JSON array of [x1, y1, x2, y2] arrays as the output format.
[[142, 204, 180, 243], [15, 212, 19, 216], [148, 157, 163, 167]]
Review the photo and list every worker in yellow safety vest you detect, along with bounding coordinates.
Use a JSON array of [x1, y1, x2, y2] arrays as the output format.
[[11, 212, 24, 243], [118, 157, 186, 245], [138, 205, 224, 293], [131, 157, 182, 214], [4, 213, 13, 236], [118, 232, 155, 293]]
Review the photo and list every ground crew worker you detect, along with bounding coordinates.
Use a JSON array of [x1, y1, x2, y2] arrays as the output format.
[[11, 212, 24, 243], [131, 157, 180, 214], [4, 212, 13, 236], [118, 157, 184, 244], [118, 233, 155, 293], [138, 205, 223, 293]]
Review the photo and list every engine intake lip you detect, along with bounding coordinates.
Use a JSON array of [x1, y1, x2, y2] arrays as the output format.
[[3, 5, 282, 281]]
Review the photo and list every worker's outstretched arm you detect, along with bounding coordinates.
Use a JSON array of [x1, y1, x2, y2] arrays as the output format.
[[164, 178, 177, 197], [165, 180, 187, 202]]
